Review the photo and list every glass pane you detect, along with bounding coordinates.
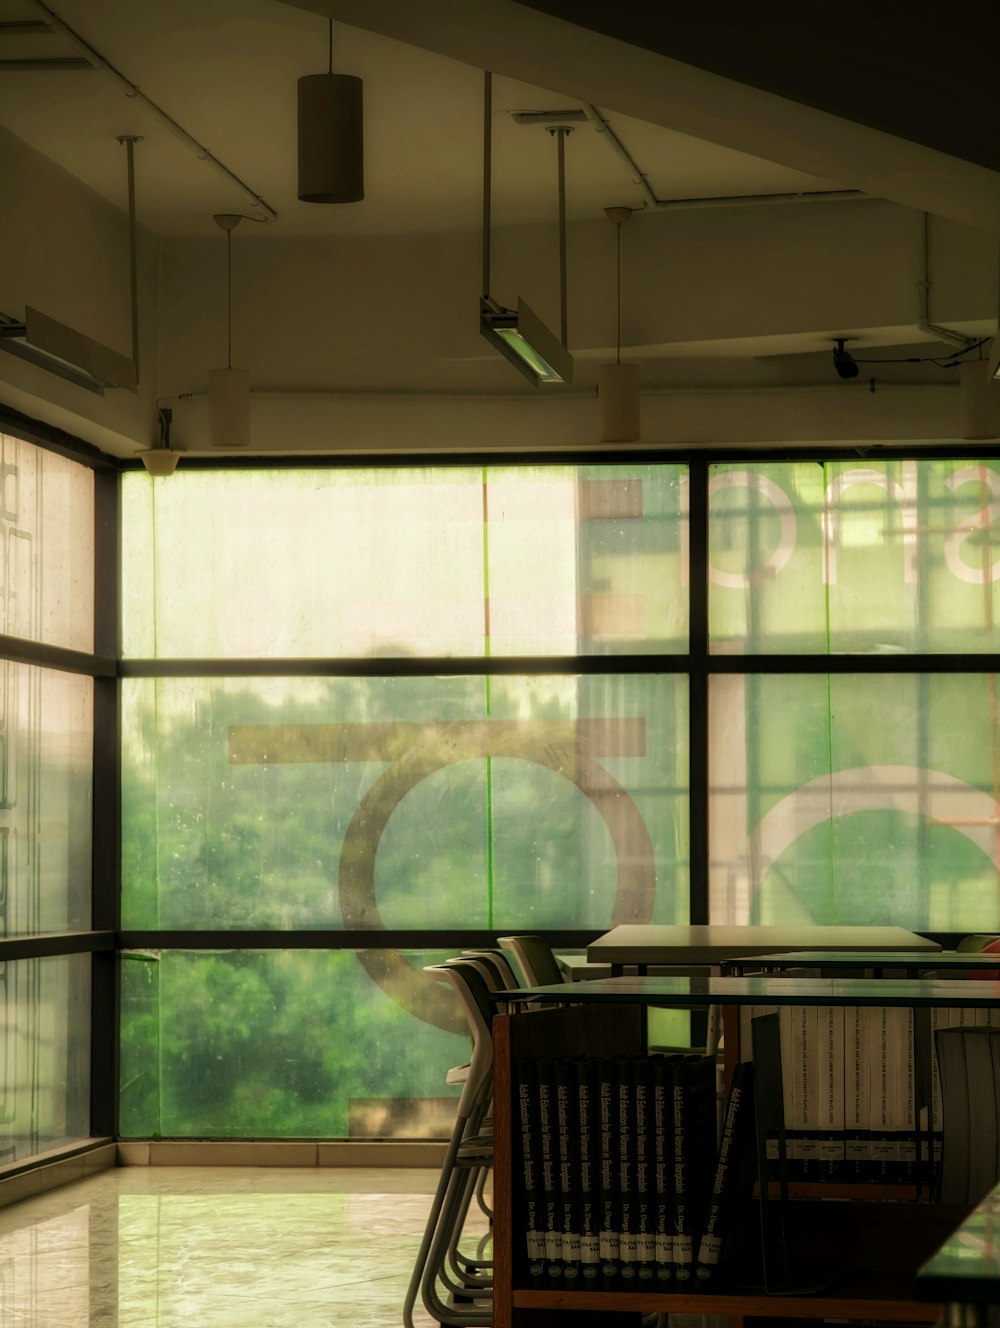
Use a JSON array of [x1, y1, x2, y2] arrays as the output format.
[[709, 459, 1000, 654], [121, 463, 687, 659], [121, 675, 688, 932], [709, 672, 1000, 932], [0, 432, 94, 652], [119, 949, 472, 1139], [0, 665, 92, 937], [0, 955, 90, 1164]]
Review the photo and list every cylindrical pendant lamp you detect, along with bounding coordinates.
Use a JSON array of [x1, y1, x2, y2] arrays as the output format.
[[960, 360, 1000, 440], [298, 73, 364, 203], [598, 362, 641, 443], [209, 367, 251, 449]]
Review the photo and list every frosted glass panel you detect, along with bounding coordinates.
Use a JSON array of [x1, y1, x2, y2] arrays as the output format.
[[709, 672, 1000, 932], [0, 665, 92, 937], [119, 949, 472, 1139], [121, 674, 687, 932], [0, 433, 93, 652], [121, 464, 687, 659], [0, 955, 90, 1165], [709, 459, 1000, 654]]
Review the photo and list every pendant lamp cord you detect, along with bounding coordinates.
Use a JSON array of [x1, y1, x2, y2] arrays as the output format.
[[555, 127, 568, 348], [616, 219, 622, 366], [328, 19, 333, 74], [481, 70, 492, 301], [226, 226, 232, 370]]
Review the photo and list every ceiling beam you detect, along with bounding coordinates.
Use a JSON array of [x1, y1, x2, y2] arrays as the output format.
[[281, 0, 1000, 232]]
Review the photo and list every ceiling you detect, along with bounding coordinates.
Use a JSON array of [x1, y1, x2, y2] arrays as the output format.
[[0, 0, 997, 434], [0, 0, 845, 236]]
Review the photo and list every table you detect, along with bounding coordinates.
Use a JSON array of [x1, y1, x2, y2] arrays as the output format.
[[721, 949, 1000, 977], [915, 1181, 1000, 1312], [498, 973, 999, 1010], [587, 924, 941, 974]]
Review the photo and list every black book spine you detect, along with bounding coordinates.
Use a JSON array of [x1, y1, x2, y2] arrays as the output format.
[[574, 1058, 602, 1282], [632, 1056, 656, 1283], [651, 1055, 675, 1287], [597, 1056, 621, 1279], [671, 1056, 693, 1284], [554, 1058, 581, 1282], [535, 1058, 563, 1277], [616, 1056, 639, 1282], [515, 1058, 547, 1279], [695, 1060, 755, 1286]]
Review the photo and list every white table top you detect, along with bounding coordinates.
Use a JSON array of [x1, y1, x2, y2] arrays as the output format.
[[586, 923, 941, 965]]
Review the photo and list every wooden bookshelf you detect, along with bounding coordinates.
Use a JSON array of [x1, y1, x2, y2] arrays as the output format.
[[491, 978, 1000, 1327]]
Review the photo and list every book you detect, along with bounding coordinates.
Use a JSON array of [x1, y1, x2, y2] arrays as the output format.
[[632, 1056, 657, 1282], [515, 1057, 546, 1279], [554, 1057, 581, 1280], [672, 1053, 717, 1284], [596, 1056, 621, 1280], [870, 1005, 894, 1182], [573, 1058, 602, 1282], [937, 1026, 1000, 1205], [615, 1055, 639, 1281], [651, 1054, 675, 1286], [817, 1006, 846, 1182], [694, 1059, 756, 1286], [847, 1005, 872, 1181], [535, 1057, 563, 1277]]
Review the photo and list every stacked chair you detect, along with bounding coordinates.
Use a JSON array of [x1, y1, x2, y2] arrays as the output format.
[[404, 957, 506, 1328]]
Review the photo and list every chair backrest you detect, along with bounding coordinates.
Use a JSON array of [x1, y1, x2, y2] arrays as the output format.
[[462, 948, 521, 991], [424, 959, 495, 1118], [496, 934, 563, 987]]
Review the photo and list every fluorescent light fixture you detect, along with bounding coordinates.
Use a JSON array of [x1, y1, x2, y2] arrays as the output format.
[[0, 306, 136, 395], [480, 297, 573, 387]]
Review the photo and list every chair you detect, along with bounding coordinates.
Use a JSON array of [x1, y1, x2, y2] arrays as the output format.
[[404, 959, 495, 1328], [496, 934, 563, 987]]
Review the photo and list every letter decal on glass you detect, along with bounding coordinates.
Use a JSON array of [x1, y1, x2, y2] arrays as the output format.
[[708, 471, 797, 588], [945, 465, 1000, 585], [822, 463, 917, 585], [748, 765, 1000, 892], [230, 718, 656, 1030]]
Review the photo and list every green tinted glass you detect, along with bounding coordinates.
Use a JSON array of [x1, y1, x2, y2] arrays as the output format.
[[121, 464, 687, 659], [710, 672, 1000, 931], [121, 674, 688, 932], [709, 459, 1000, 653]]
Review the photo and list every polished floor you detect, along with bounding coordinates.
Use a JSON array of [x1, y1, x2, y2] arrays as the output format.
[[0, 1166, 483, 1327]]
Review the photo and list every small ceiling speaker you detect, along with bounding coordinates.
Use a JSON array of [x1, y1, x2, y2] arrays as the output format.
[[960, 359, 1000, 439], [209, 367, 251, 449], [298, 72, 364, 203], [141, 447, 179, 477], [598, 362, 640, 443]]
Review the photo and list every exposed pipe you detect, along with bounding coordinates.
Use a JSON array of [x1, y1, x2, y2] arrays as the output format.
[[552, 126, 570, 347], [916, 211, 978, 349], [481, 70, 491, 301], [27, 0, 278, 223], [116, 134, 141, 384], [582, 102, 871, 212]]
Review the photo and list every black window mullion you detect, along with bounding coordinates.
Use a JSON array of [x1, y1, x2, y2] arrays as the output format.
[[92, 466, 120, 1139], [688, 459, 710, 925]]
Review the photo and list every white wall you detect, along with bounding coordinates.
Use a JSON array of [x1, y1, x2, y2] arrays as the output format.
[[0, 125, 160, 456]]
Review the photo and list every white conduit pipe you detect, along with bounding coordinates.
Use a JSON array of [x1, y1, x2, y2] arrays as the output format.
[[916, 211, 978, 349], [581, 103, 871, 211]]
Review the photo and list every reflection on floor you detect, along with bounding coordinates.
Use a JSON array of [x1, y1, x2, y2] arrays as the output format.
[[0, 1166, 484, 1327]]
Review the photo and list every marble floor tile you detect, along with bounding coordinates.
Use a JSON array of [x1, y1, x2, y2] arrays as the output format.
[[0, 1167, 490, 1327]]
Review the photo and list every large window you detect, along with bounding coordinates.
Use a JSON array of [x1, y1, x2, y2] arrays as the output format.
[[118, 453, 1000, 1141], [0, 430, 99, 1168]]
